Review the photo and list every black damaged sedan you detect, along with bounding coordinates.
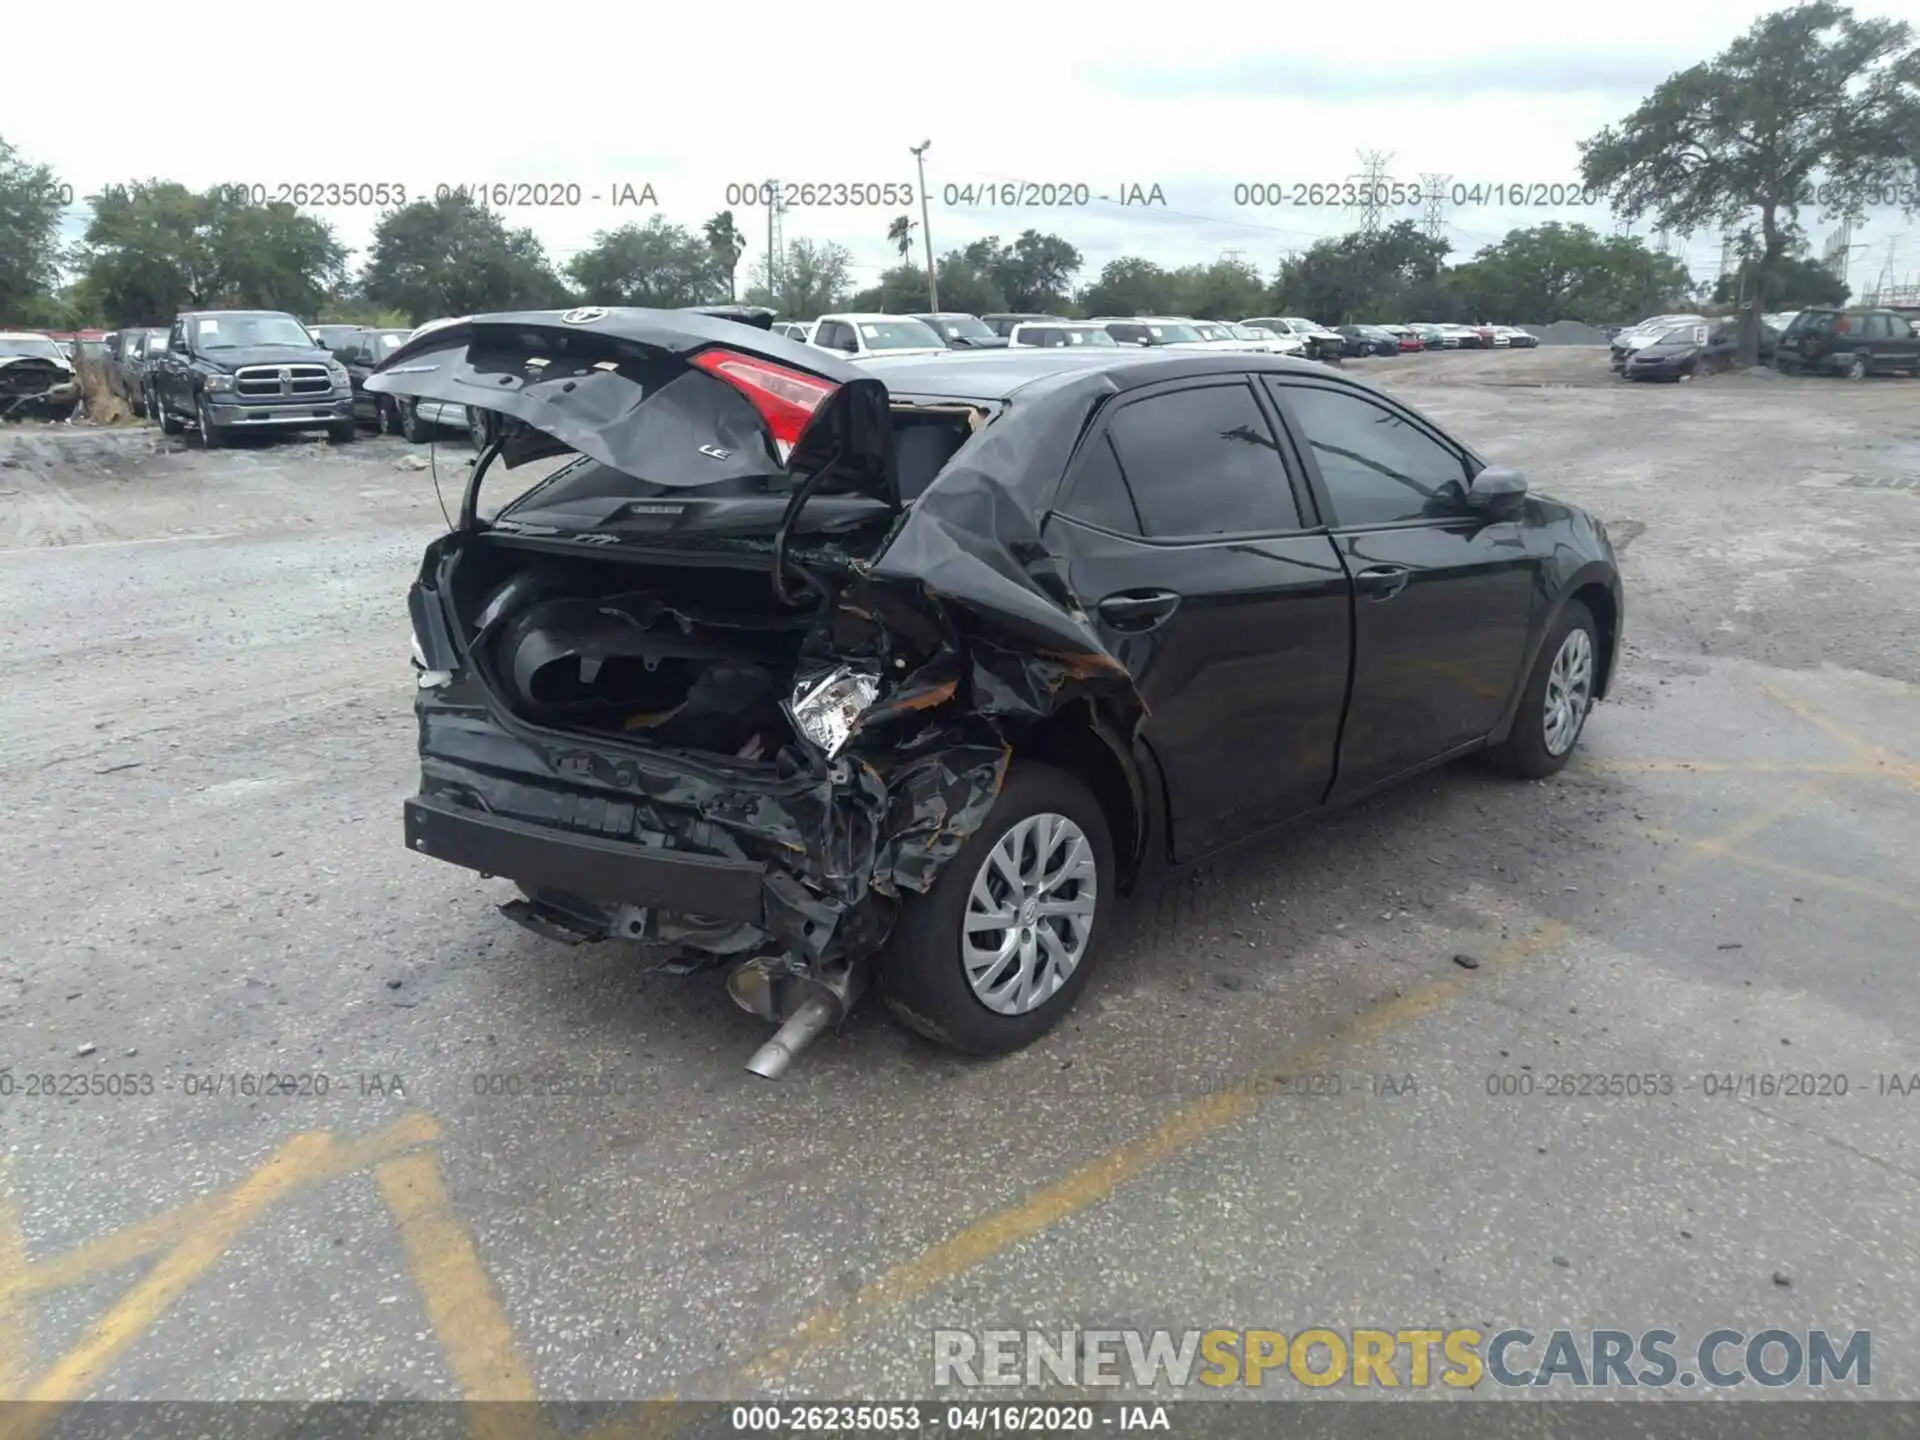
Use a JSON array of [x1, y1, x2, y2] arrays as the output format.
[[370, 308, 1623, 1075]]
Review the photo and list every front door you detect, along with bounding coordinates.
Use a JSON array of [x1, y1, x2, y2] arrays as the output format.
[[1263, 376, 1539, 798], [1043, 377, 1352, 859]]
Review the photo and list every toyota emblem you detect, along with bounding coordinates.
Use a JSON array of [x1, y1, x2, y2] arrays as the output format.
[[561, 307, 609, 326]]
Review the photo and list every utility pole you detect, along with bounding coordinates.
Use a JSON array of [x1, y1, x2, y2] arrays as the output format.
[[1418, 174, 1452, 244], [1350, 150, 1394, 237], [764, 178, 786, 308], [910, 141, 939, 312]]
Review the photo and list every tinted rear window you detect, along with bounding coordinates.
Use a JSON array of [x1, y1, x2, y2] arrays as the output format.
[[1107, 383, 1301, 537]]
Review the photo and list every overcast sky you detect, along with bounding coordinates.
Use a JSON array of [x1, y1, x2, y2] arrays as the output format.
[[7, 0, 1918, 302]]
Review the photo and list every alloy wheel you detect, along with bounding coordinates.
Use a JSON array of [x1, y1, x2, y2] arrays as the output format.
[[1542, 627, 1595, 757], [1847, 355, 1868, 380], [961, 812, 1098, 1016]]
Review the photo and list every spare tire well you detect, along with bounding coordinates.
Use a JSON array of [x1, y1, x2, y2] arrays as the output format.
[[1005, 703, 1143, 891]]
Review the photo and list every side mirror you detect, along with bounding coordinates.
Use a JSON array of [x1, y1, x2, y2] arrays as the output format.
[[1467, 464, 1528, 514]]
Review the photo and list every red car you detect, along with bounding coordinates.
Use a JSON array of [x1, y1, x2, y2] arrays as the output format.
[[1396, 330, 1425, 353]]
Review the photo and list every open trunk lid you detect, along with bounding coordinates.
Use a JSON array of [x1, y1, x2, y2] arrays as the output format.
[[366, 307, 898, 527]]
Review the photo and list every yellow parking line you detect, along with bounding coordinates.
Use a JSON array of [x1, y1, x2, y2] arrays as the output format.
[[375, 1152, 543, 1440], [1762, 683, 1920, 790], [575, 919, 1569, 1432], [0, 1112, 440, 1305], [1645, 827, 1920, 914], [1670, 778, 1831, 874], [1581, 759, 1875, 776], [0, 1159, 35, 1400], [0, 1131, 337, 1440]]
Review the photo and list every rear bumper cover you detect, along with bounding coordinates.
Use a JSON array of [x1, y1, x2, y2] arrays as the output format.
[[405, 794, 766, 921]]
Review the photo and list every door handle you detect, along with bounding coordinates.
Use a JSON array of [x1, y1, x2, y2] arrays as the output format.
[[1097, 589, 1181, 631], [1354, 564, 1411, 600]]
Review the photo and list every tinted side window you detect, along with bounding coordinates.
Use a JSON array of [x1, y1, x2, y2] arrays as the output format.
[[1105, 383, 1300, 537], [1864, 313, 1895, 339], [1056, 434, 1141, 535], [1273, 383, 1470, 528], [1108, 324, 1145, 344]]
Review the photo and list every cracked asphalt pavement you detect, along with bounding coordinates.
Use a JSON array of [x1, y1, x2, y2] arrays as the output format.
[[1, 347, 1916, 1415]]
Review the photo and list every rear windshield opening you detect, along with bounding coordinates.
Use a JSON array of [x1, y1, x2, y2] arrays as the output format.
[[484, 401, 982, 517]]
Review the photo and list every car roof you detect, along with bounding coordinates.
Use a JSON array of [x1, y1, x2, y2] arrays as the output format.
[[857, 347, 1337, 403], [820, 312, 928, 322], [0, 331, 63, 342]]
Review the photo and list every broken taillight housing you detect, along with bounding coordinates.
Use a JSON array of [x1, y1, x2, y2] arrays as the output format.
[[689, 348, 837, 462]]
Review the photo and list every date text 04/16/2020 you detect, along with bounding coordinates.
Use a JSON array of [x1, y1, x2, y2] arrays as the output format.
[[1232, 180, 1602, 208], [200, 181, 658, 208]]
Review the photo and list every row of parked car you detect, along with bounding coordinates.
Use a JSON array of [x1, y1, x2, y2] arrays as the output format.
[[1607, 304, 1920, 381], [46, 313, 492, 446], [763, 312, 1542, 365]]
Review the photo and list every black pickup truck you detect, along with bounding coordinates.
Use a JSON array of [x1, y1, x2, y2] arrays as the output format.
[[147, 310, 356, 446]]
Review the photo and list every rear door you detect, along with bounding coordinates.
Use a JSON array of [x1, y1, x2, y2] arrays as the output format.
[[1866, 312, 1920, 371], [1043, 377, 1351, 859], [1264, 376, 1537, 797]]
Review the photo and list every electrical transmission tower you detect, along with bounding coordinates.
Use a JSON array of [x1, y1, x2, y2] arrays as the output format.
[[1818, 222, 1857, 293], [1221, 248, 1247, 267], [764, 178, 787, 300], [1869, 238, 1899, 303], [1350, 150, 1394, 236], [1418, 174, 1452, 243]]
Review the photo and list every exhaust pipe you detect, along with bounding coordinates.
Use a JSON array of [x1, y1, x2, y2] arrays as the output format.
[[745, 994, 837, 1080]]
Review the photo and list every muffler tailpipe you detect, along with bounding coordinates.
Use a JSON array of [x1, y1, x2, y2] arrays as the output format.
[[744, 994, 837, 1080]]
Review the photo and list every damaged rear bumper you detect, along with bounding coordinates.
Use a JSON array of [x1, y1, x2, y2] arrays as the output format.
[[404, 794, 767, 922]]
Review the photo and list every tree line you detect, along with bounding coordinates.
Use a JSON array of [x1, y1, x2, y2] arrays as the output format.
[[2, 3, 1912, 348]]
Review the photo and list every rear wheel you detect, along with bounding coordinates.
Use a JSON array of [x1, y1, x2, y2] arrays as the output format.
[[880, 762, 1113, 1056], [1484, 600, 1599, 780], [1846, 353, 1869, 380], [151, 388, 183, 434], [467, 406, 492, 449], [377, 396, 402, 436], [399, 398, 428, 443]]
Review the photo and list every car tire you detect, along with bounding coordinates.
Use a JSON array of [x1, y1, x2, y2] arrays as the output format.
[[1846, 353, 1869, 380], [879, 761, 1114, 1056], [328, 420, 356, 444], [196, 396, 224, 449], [377, 397, 402, 436], [1484, 599, 1599, 781], [153, 389, 184, 434], [467, 406, 492, 450], [399, 399, 428, 443]]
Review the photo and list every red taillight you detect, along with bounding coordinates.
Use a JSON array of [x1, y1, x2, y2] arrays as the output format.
[[689, 348, 838, 459]]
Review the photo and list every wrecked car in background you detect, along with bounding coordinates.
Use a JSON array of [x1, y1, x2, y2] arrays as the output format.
[[0, 333, 82, 421], [369, 308, 1623, 1077]]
